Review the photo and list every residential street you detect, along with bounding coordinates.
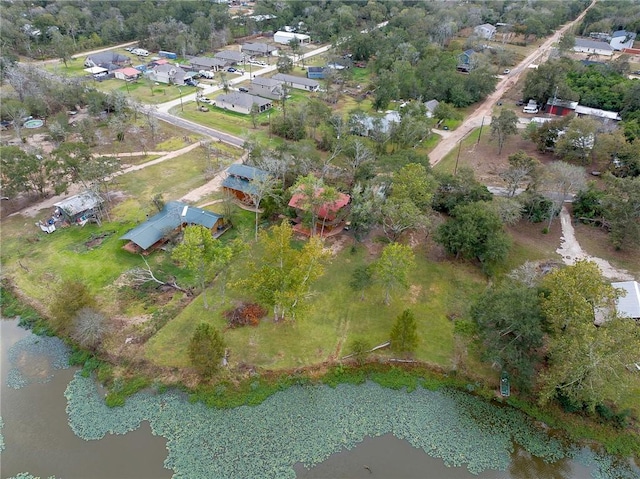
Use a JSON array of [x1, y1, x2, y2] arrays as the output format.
[[427, 0, 596, 166]]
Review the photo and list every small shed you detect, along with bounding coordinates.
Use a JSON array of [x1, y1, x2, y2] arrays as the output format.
[[222, 164, 271, 205], [114, 67, 141, 81], [120, 201, 226, 254], [546, 99, 578, 116], [474, 23, 496, 40], [54, 191, 104, 224]]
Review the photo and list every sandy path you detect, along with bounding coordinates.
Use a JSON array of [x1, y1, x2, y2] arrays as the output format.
[[556, 207, 633, 281], [180, 152, 247, 203]]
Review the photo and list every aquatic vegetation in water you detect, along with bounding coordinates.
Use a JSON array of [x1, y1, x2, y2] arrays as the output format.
[[6, 336, 70, 389], [66, 372, 634, 479]]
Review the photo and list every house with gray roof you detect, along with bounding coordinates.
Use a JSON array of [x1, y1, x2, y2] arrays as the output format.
[[241, 42, 277, 57], [214, 50, 246, 66], [149, 64, 187, 85], [272, 73, 319, 91], [248, 76, 284, 100], [222, 164, 271, 205], [54, 190, 104, 224], [84, 52, 130, 69], [189, 56, 226, 72], [474, 23, 496, 40], [120, 201, 226, 254], [350, 110, 401, 137], [573, 38, 613, 56], [214, 92, 272, 114]]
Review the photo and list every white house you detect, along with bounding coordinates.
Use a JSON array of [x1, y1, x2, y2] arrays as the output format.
[[610, 30, 637, 51], [272, 73, 319, 91], [573, 38, 614, 56], [214, 92, 272, 115], [248, 77, 284, 100], [273, 31, 310, 45], [474, 23, 496, 40], [149, 64, 187, 85]]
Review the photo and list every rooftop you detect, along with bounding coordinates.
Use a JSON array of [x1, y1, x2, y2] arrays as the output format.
[[612, 281, 640, 319], [54, 191, 103, 216]]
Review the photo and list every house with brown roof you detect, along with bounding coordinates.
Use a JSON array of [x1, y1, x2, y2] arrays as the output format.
[[288, 189, 350, 236]]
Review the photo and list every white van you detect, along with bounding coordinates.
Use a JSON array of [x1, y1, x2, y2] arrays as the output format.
[[523, 105, 539, 114]]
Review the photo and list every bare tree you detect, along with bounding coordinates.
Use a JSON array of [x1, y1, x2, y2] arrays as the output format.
[[499, 151, 540, 197], [247, 173, 277, 240], [5, 105, 27, 140], [126, 255, 190, 294], [72, 308, 109, 351], [542, 161, 586, 230]]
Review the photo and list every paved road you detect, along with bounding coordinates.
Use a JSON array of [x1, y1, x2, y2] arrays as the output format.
[[428, 0, 596, 166], [151, 45, 332, 144]]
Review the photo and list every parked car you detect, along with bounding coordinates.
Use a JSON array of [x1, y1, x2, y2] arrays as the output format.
[[503, 69, 511, 74], [185, 79, 199, 87], [516, 100, 525, 106], [522, 106, 539, 114], [125, 47, 134, 52], [238, 87, 249, 93], [199, 97, 213, 105], [227, 67, 237, 73], [198, 106, 209, 112]]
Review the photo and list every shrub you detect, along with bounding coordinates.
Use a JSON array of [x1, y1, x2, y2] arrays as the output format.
[[223, 302, 267, 328], [49, 279, 96, 334], [349, 338, 371, 365]]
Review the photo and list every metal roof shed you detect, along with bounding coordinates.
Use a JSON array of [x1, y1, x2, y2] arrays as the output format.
[[54, 191, 103, 223]]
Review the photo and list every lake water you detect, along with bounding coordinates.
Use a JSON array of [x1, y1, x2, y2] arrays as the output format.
[[1, 319, 637, 479]]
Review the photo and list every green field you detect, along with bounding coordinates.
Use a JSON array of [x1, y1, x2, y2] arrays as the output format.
[[146, 241, 487, 370]]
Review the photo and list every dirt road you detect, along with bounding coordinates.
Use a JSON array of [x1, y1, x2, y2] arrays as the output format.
[[428, 1, 596, 166]]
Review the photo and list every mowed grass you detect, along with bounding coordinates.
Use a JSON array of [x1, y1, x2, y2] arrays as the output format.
[[0, 145, 238, 308], [146, 241, 486, 370]]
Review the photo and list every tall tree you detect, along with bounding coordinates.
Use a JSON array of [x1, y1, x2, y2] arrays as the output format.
[[499, 151, 540, 197], [539, 260, 640, 411], [289, 174, 339, 237], [247, 172, 277, 241], [381, 198, 427, 241], [189, 322, 225, 379], [435, 201, 511, 273], [390, 162, 437, 210], [541, 161, 586, 230], [471, 285, 545, 391], [555, 117, 598, 165], [390, 309, 419, 357], [373, 242, 415, 305], [235, 221, 330, 322], [172, 225, 233, 309], [602, 175, 640, 250], [490, 109, 518, 155]]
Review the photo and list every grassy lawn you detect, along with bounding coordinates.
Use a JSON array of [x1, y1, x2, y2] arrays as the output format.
[[433, 128, 482, 173], [146, 240, 487, 370], [98, 79, 199, 104]]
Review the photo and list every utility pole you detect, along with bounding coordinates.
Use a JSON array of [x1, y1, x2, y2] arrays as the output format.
[[477, 116, 484, 144], [454, 138, 462, 176]]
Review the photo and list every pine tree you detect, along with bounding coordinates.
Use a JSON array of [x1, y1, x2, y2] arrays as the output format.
[[390, 309, 419, 356], [188, 323, 225, 379]]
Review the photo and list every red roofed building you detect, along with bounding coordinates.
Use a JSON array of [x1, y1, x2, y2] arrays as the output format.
[[288, 189, 350, 237], [114, 67, 141, 81]]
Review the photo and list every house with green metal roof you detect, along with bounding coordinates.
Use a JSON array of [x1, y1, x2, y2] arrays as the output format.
[[120, 201, 227, 254], [222, 164, 270, 205]]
